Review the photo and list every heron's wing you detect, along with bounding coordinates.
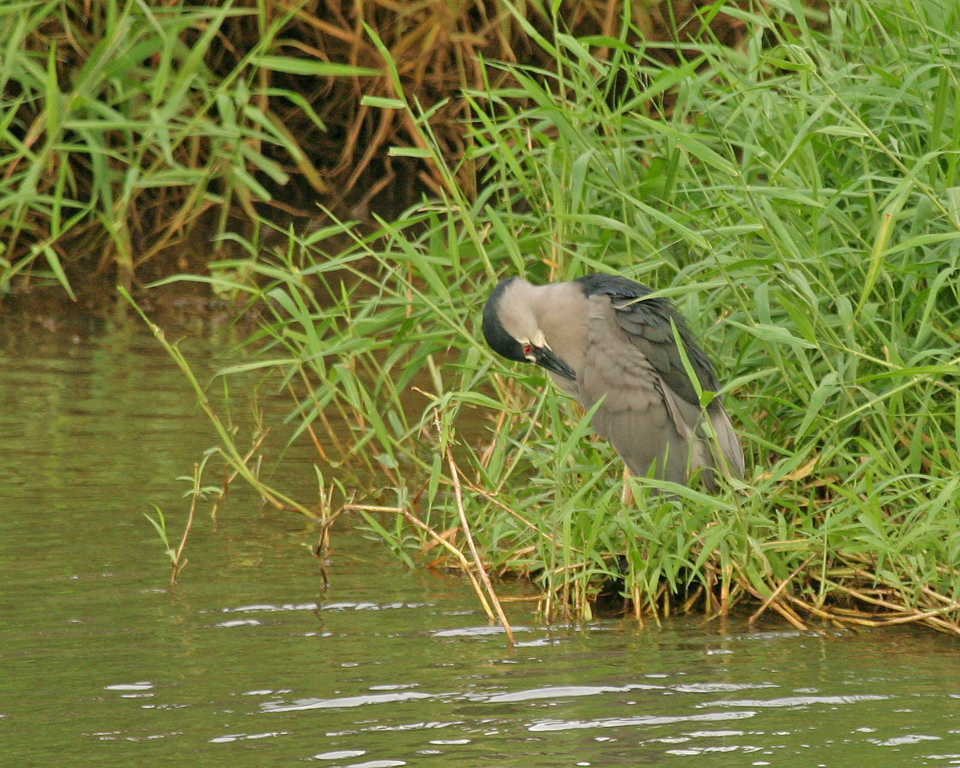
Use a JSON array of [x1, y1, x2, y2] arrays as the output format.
[[577, 289, 744, 483], [585, 354, 744, 485], [575, 274, 719, 407], [611, 296, 719, 406], [612, 295, 745, 479]]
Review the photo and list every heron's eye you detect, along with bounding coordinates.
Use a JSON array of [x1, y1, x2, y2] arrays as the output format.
[[522, 344, 533, 356]]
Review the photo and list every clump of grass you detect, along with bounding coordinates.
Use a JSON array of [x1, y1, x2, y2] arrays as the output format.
[[0, 0, 355, 295], [159, 0, 960, 636], [1, 0, 766, 298]]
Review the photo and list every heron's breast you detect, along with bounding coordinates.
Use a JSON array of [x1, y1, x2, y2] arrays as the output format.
[[579, 311, 666, 423]]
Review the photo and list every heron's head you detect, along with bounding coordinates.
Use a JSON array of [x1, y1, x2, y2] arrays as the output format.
[[482, 277, 576, 381]]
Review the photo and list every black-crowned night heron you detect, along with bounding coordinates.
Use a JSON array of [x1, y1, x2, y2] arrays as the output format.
[[482, 273, 744, 490]]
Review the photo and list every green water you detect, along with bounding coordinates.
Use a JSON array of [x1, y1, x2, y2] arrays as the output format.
[[2, 318, 959, 767]]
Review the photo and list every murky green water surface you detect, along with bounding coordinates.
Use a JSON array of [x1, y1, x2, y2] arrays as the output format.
[[2, 318, 959, 767]]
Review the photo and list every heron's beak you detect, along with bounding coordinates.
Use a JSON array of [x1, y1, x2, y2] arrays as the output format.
[[533, 346, 576, 382]]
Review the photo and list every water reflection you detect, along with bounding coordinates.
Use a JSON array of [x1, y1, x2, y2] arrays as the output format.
[[2, 319, 960, 767]]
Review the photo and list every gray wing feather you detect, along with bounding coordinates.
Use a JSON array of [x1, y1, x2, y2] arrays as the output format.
[[706, 404, 746, 479], [610, 296, 719, 407], [576, 274, 719, 406]]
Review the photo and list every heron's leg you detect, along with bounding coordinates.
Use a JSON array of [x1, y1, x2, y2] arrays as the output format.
[[620, 465, 633, 505]]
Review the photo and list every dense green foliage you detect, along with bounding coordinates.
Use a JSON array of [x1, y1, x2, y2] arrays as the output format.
[[21, 1, 960, 633], [0, 0, 342, 295], [169, 0, 960, 633], [0, 0, 718, 297]]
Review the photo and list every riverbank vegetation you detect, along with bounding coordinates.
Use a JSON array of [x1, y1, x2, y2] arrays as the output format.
[[9, 1, 960, 636], [1, 0, 757, 301], [194, 0, 960, 636]]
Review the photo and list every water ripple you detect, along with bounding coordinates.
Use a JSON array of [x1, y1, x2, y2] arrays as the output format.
[[528, 710, 756, 732], [263, 691, 433, 713], [706, 694, 890, 709]]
